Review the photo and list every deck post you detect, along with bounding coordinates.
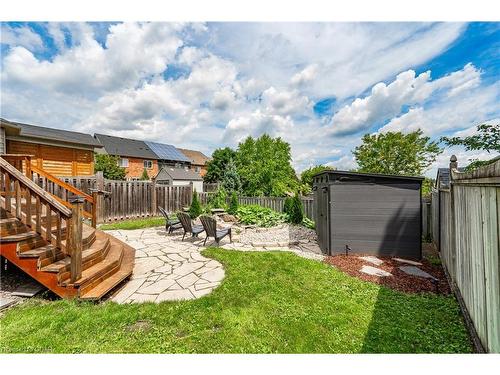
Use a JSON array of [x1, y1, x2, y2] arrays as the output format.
[[69, 195, 84, 283]]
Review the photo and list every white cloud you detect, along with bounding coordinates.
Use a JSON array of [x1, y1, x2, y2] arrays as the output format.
[[291, 64, 318, 86], [0, 25, 43, 51], [261, 87, 312, 116]]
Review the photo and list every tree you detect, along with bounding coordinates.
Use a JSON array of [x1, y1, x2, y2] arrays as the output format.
[[94, 154, 126, 180], [353, 130, 442, 176], [441, 123, 500, 171], [204, 147, 237, 183], [228, 191, 239, 215], [440, 123, 499, 153], [221, 158, 241, 192], [286, 193, 304, 225], [300, 165, 334, 194], [189, 190, 202, 219], [140, 168, 149, 180], [236, 134, 299, 196]]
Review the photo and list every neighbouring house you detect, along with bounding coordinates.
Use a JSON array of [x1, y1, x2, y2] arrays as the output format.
[[178, 148, 210, 177], [155, 167, 203, 192], [94, 133, 160, 180], [144, 141, 192, 170], [1, 118, 102, 176], [435, 167, 465, 189]]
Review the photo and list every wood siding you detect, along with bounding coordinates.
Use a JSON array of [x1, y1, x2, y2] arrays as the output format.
[[6, 140, 94, 176]]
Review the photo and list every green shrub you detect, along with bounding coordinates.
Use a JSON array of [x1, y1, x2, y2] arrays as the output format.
[[283, 196, 293, 216], [140, 168, 149, 180], [189, 190, 202, 219], [228, 191, 239, 215], [208, 187, 228, 210], [302, 217, 315, 229], [287, 193, 304, 224], [236, 205, 288, 227]]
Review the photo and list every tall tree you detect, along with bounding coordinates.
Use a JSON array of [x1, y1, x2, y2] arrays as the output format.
[[221, 158, 241, 192], [94, 154, 126, 180], [203, 147, 237, 183], [353, 130, 442, 176], [237, 134, 298, 196]]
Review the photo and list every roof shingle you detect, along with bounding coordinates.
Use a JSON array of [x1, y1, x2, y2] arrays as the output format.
[[94, 134, 157, 159]]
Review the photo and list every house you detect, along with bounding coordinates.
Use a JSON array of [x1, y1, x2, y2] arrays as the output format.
[[144, 141, 192, 170], [155, 167, 203, 192], [94, 133, 161, 180], [178, 148, 210, 177], [435, 167, 465, 189], [1, 118, 102, 176]]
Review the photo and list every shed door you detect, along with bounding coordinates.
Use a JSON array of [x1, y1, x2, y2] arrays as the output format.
[[330, 182, 421, 259], [315, 185, 330, 252]]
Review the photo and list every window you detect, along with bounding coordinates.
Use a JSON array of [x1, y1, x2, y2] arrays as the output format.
[[195, 166, 200, 173], [118, 158, 129, 167], [144, 160, 153, 169]]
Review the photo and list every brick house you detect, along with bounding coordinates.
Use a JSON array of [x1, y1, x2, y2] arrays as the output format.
[[178, 148, 210, 177]]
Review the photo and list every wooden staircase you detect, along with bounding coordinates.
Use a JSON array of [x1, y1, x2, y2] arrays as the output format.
[[0, 156, 135, 300]]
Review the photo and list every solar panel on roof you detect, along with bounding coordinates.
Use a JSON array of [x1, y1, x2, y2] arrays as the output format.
[[145, 141, 191, 162]]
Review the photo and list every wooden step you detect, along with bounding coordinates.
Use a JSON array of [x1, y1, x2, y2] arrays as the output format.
[[80, 240, 135, 300], [18, 244, 57, 259], [0, 231, 39, 243], [0, 217, 27, 237], [41, 238, 110, 275], [61, 242, 124, 288]]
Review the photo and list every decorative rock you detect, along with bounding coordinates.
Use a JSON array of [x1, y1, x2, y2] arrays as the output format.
[[399, 266, 436, 279], [359, 256, 384, 266], [360, 265, 392, 277], [394, 258, 423, 266]]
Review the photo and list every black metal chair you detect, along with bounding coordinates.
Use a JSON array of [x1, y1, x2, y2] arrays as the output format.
[[177, 212, 204, 241], [158, 206, 182, 233], [200, 215, 232, 246]]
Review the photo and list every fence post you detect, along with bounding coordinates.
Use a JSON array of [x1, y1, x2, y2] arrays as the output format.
[[69, 195, 84, 283], [151, 177, 157, 216], [449, 155, 458, 272]]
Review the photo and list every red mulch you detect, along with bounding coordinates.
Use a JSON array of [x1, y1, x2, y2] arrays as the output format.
[[324, 244, 451, 295]]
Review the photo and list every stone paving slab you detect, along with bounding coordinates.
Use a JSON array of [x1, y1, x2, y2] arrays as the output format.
[[360, 265, 392, 277], [394, 258, 423, 266], [399, 266, 436, 279], [359, 256, 384, 266]]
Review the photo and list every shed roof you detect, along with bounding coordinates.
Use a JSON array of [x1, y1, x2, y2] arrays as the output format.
[[436, 167, 465, 189], [1, 118, 102, 147], [155, 167, 203, 181], [313, 170, 424, 182], [177, 148, 210, 166], [145, 141, 191, 163], [94, 134, 157, 159]]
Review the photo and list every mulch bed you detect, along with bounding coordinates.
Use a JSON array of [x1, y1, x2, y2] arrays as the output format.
[[324, 246, 451, 295]]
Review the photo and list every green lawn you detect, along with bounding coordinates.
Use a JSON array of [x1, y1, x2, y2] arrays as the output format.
[[99, 217, 166, 230], [0, 248, 471, 353]]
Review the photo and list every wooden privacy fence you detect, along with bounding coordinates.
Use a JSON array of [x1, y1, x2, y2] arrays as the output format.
[[431, 156, 500, 353], [57, 173, 193, 222]]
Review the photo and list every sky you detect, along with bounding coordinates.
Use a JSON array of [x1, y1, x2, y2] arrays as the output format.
[[0, 22, 499, 177]]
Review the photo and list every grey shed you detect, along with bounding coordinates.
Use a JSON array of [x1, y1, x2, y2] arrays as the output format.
[[313, 170, 423, 259]]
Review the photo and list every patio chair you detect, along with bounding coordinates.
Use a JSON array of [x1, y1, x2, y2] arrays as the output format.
[[177, 212, 205, 241], [158, 206, 182, 233], [199, 215, 232, 246]]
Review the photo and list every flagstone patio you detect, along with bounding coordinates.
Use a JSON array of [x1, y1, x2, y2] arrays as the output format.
[[106, 225, 324, 304]]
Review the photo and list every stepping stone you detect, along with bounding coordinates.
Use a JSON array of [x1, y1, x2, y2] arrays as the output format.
[[399, 266, 436, 279], [11, 281, 45, 297], [0, 297, 18, 310], [359, 256, 384, 266], [173, 262, 204, 276], [133, 257, 164, 276], [394, 258, 422, 266], [112, 278, 146, 304], [360, 265, 392, 277], [129, 293, 158, 303]]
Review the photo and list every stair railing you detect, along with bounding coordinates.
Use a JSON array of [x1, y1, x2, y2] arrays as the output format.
[[0, 156, 83, 282]]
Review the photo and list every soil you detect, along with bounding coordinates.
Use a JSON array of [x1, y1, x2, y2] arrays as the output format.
[[324, 243, 451, 295]]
